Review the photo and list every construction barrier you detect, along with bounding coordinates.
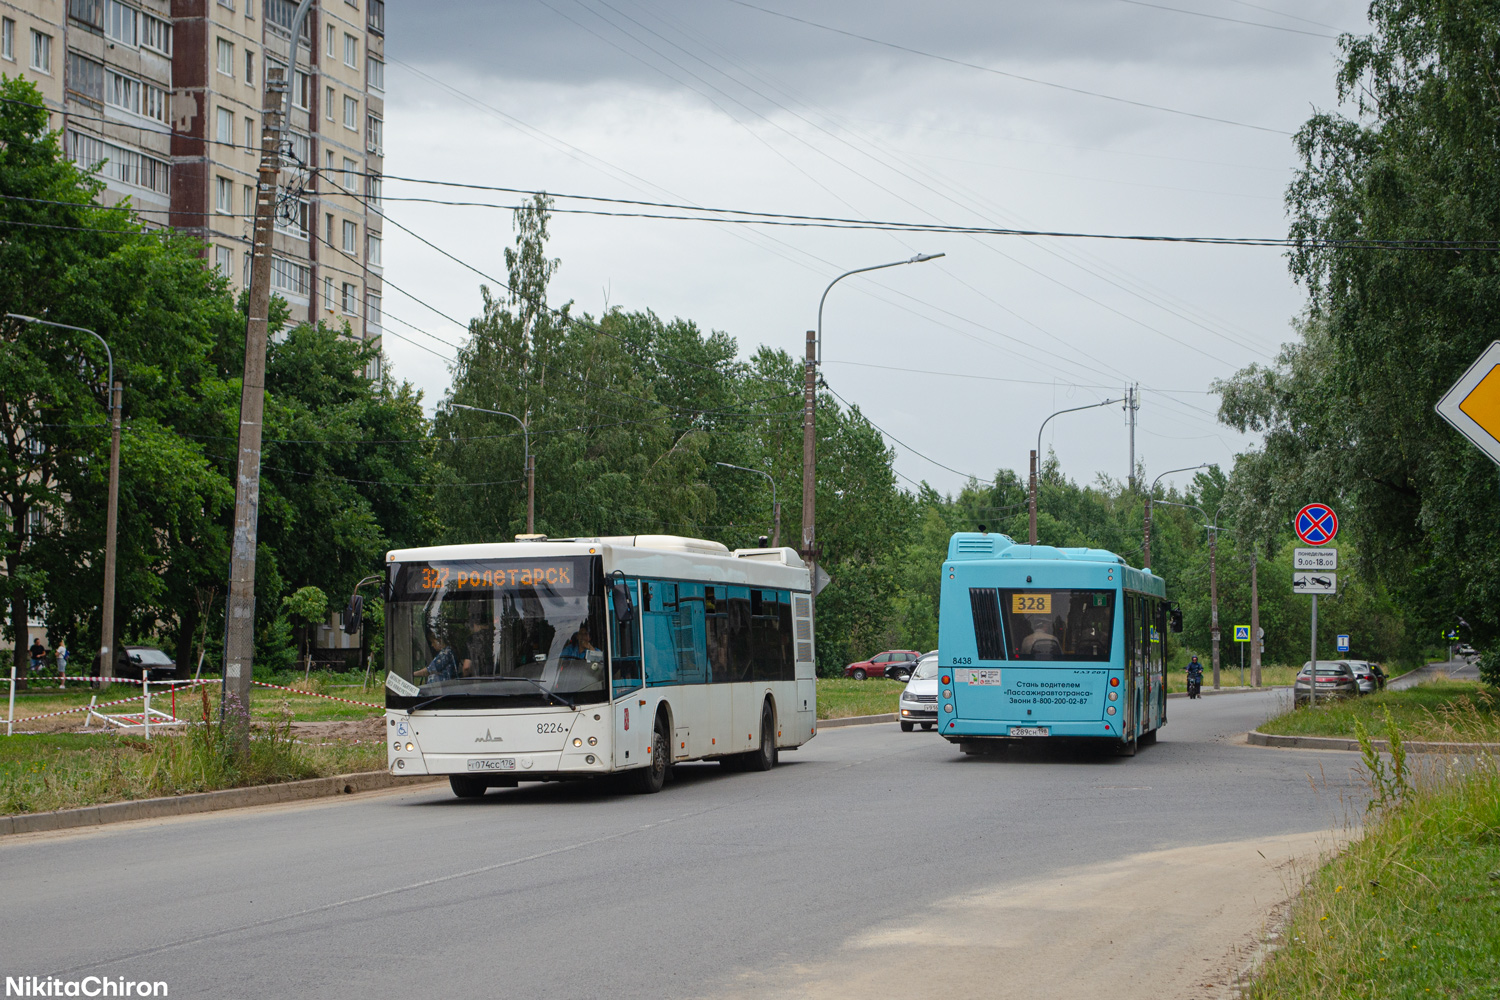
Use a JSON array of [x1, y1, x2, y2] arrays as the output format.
[[251, 680, 382, 708], [6, 678, 214, 735]]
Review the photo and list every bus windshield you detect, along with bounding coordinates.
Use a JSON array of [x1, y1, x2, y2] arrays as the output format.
[[386, 556, 609, 708], [1001, 589, 1115, 662]]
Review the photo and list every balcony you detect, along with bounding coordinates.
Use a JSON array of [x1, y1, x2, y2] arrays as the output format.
[[367, 0, 384, 35]]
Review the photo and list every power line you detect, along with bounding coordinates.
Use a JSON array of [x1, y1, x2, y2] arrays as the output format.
[[716, 0, 1294, 135], [1117, 0, 1339, 38]]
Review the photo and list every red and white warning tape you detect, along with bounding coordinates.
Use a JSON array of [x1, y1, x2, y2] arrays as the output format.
[[10, 679, 214, 724], [250, 681, 383, 709]]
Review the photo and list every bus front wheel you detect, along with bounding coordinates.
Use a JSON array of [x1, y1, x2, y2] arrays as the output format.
[[628, 715, 670, 794], [449, 775, 487, 799]]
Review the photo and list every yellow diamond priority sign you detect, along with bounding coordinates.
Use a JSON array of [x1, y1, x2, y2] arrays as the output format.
[[1436, 341, 1500, 466]]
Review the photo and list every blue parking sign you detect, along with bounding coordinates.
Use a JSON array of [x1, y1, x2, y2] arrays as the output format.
[[1336, 634, 1350, 652]]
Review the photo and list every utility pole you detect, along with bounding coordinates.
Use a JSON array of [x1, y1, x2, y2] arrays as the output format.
[[222, 1, 312, 715], [1028, 449, 1038, 544], [1209, 526, 1220, 689], [526, 453, 536, 535], [1126, 385, 1139, 490], [1250, 550, 1261, 687], [100, 381, 122, 682], [801, 330, 817, 583]]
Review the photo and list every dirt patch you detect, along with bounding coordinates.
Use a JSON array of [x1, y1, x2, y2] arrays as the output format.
[[288, 717, 386, 746], [710, 831, 1341, 1000]]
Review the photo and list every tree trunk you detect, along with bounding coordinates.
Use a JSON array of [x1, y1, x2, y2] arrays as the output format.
[[177, 598, 200, 676]]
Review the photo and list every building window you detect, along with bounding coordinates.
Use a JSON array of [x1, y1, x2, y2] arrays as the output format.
[[293, 69, 309, 109], [245, 50, 255, 84], [344, 32, 357, 67], [141, 14, 170, 54], [215, 177, 232, 214], [367, 233, 381, 266], [342, 156, 357, 192], [143, 84, 167, 122], [216, 38, 234, 76], [218, 0, 235, 10], [367, 56, 383, 93], [30, 31, 51, 74], [342, 218, 357, 253], [105, 71, 140, 114], [215, 246, 233, 276], [66, 52, 103, 101], [68, 0, 103, 31], [368, 0, 384, 35], [325, 213, 334, 245], [343, 94, 357, 129], [1, 19, 13, 61], [366, 292, 381, 325], [271, 257, 311, 296], [325, 85, 335, 120], [288, 130, 310, 167], [325, 148, 336, 186], [275, 197, 309, 239], [322, 274, 333, 309], [367, 173, 381, 206], [243, 184, 254, 216], [365, 114, 382, 155], [325, 23, 334, 60], [341, 282, 358, 315], [69, 131, 169, 194], [245, 116, 255, 147], [216, 107, 233, 144], [105, 1, 137, 46]]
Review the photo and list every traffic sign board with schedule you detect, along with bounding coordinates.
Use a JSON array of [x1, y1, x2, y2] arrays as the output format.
[[1294, 548, 1337, 570]]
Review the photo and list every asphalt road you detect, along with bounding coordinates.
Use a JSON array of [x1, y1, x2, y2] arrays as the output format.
[[1390, 657, 1479, 690], [3, 690, 1361, 999]]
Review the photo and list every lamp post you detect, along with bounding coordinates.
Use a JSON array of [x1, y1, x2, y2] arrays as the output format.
[[1029, 397, 1120, 544], [7, 315, 121, 683], [716, 462, 779, 547], [804, 252, 944, 587], [1143, 464, 1211, 571], [452, 403, 533, 535]]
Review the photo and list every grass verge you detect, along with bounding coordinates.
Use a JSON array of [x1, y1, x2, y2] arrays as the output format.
[[816, 678, 904, 719], [1165, 663, 1299, 693], [1258, 681, 1500, 743], [1250, 733, 1500, 998], [1, 692, 382, 815]]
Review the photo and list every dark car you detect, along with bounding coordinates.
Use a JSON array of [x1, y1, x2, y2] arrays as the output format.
[[844, 650, 920, 681], [116, 646, 180, 681]]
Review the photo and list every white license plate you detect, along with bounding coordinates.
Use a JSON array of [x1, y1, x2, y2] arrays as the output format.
[[1010, 727, 1050, 737], [467, 758, 516, 771]]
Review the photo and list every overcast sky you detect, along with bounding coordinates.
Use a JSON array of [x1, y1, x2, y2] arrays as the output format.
[[378, 0, 1370, 498]]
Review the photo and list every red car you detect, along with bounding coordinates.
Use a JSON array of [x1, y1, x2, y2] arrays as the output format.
[[845, 650, 921, 681]]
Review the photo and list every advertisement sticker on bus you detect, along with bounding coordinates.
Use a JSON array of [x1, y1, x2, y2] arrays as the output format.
[[965, 669, 1002, 686]]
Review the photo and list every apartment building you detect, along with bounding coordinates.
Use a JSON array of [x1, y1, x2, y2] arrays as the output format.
[[2, 0, 384, 359]]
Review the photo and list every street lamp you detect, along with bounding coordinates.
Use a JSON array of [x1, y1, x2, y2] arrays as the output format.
[[452, 403, 533, 535], [1029, 397, 1121, 544], [803, 252, 945, 589], [1142, 463, 1211, 570], [7, 314, 122, 682], [716, 462, 779, 547]]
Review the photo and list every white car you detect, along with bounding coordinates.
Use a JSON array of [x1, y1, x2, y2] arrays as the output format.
[[898, 652, 940, 732]]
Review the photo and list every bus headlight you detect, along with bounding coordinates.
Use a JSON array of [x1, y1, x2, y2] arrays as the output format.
[[1108, 691, 1117, 701], [587, 736, 597, 746], [405, 742, 413, 751], [585, 754, 596, 764], [943, 704, 953, 713], [573, 738, 583, 747], [1107, 706, 1116, 716]]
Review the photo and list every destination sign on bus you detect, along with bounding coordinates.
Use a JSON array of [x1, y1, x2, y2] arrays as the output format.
[[394, 557, 594, 597]]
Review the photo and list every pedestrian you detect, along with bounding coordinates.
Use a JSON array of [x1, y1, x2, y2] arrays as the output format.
[[56, 639, 68, 677], [28, 637, 46, 673]]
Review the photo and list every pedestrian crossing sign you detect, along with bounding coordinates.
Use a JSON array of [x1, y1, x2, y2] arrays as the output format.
[[1233, 625, 1250, 642]]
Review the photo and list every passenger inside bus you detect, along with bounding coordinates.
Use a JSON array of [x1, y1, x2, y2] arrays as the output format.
[[414, 630, 459, 684], [1020, 618, 1062, 659]]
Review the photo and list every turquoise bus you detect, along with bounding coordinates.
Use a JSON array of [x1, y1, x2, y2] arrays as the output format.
[[935, 532, 1178, 755]]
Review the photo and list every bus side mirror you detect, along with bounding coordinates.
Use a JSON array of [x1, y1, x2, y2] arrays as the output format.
[[343, 594, 365, 635], [611, 571, 635, 624], [1168, 607, 1183, 633]]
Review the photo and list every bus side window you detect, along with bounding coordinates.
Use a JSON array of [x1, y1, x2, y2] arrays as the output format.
[[611, 579, 643, 698], [643, 580, 677, 687], [778, 590, 795, 679]]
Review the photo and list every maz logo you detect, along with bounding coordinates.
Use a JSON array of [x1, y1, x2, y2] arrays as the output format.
[[474, 729, 504, 743]]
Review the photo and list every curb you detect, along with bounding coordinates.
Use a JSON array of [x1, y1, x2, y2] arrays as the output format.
[[1246, 730, 1500, 754], [816, 713, 897, 728], [0, 770, 442, 837]]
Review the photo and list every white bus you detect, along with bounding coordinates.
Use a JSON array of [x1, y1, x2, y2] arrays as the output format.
[[383, 535, 817, 797]]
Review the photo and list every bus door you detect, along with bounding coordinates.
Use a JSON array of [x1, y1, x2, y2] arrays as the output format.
[[609, 579, 646, 769], [1124, 594, 1140, 738]]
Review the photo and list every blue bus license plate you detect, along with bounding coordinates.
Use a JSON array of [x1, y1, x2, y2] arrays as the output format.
[[468, 758, 516, 771], [1010, 727, 1049, 737]]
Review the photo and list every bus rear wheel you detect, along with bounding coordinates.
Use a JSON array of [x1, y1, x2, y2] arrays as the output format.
[[628, 715, 669, 794], [744, 702, 778, 772], [449, 775, 488, 799]]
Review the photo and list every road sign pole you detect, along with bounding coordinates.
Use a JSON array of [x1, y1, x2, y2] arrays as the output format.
[[1309, 594, 1318, 707], [1239, 641, 1244, 687]]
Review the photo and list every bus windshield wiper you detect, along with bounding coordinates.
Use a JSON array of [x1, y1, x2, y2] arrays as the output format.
[[494, 676, 576, 709], [406, 693, 469, 713]]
